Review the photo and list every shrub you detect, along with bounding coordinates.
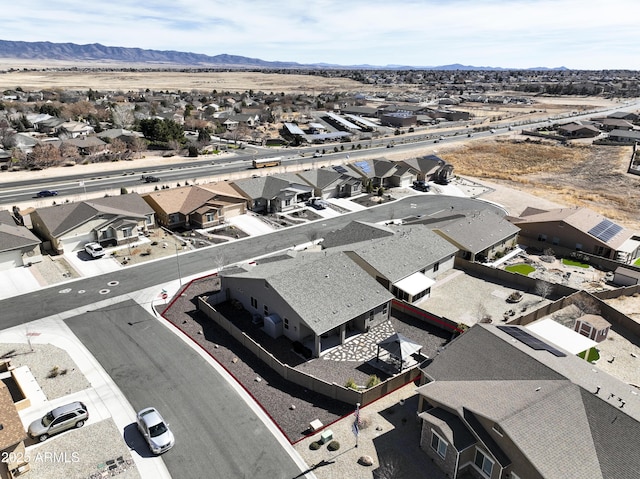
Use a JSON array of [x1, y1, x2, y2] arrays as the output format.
[[327, 440, 340, 451], [345, 378, 358, 390], [47, 366, 60, 378], [366, 375, 381, 388], [309, 441, 321, 450]]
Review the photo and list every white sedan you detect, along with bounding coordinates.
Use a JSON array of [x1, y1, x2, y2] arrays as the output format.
[[84, 242, 105, 258], [136, 407, 175, 454]]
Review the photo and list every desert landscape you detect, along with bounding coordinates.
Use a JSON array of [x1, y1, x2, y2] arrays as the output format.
[[1, 67, 638, 231]]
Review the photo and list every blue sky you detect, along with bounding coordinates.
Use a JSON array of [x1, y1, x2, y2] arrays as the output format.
[[3, 0, 639, 69]]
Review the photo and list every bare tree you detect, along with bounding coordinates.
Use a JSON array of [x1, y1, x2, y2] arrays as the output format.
[[30, 143, 62, 169], [534, 280, 554, 301], [570, 292, 601, 315], [110, 104, 134, 129]]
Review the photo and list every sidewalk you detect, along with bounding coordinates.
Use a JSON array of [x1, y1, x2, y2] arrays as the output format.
[[0, 316, 171, 479]]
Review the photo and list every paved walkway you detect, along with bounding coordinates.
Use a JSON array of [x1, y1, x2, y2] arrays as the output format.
[[320, 321, 396, 362]]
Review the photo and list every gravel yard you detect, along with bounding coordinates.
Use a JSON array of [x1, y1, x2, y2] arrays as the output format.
[[161, 277, 451, 444]]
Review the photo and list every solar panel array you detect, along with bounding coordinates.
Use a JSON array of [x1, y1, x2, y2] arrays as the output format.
[[497, 326, 567, 357], [588, 219, 623, 243], [333, 165, 348, 174], [354, 161, 371, 174]]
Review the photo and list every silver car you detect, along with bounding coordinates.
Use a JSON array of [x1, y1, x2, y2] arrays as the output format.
[[136, 407, 175, 454], [28, 401, 88, 442]]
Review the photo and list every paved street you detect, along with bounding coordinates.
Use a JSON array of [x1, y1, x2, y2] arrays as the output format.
[[0, 194, 503, 328], [66, 300, 308, 479]]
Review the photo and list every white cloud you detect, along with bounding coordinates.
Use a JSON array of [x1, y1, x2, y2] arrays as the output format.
[[2, 0, 639, 69]]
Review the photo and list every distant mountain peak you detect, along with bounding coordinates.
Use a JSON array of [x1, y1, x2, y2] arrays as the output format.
[[0, 39, 564, 70]]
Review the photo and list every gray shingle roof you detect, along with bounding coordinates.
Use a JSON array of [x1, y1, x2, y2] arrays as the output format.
[[223, 251, 394, 335], [434, 210, 520, 254], [417, 324, 640, 479], [321, 220, 395, 249], [34, 194, 153, 237], [0, 210, 40, 253], [347, 225, 459, 282]]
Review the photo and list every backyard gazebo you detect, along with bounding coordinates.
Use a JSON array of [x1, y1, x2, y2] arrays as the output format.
[[376, 333, 423, 372]]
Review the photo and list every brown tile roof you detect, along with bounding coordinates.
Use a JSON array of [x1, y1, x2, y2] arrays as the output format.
[[0, 382, 26, 451]]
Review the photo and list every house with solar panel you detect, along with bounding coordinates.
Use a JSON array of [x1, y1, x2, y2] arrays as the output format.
[[346, 158, 418, 189], [506, 206, 640, 263], [416, 323, 640, 479], [295, 168, 363, 199]]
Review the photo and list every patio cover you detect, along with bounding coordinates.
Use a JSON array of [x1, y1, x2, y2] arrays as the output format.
[[377, 332, 423, 369], [393, 272, 435, 296], [526, 318, 597, 355]]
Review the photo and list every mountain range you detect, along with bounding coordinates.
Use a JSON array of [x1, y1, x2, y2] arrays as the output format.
[[0, 39, 564, 71]]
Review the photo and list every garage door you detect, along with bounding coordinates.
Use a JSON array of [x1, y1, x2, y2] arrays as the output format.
[[60, 232, 95, 253], [0, 251, 21, 271]]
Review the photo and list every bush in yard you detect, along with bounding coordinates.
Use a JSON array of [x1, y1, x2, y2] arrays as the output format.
[[327, 440, 340, 451]]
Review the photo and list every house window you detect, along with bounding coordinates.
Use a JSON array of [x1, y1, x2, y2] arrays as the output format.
[[169, 213, 180, 224], [122, 227, 132, 238], [474, 449, 494, 477], [430, 430, 448, 459], [538, 234, 547, 242], [205, 212, 216, 222], [382, 303, 388, 315], [250, 297, 257, 309], [552, 236, 560, 245], [284, 317, 289, 330], [433, 261, 440, 272], [285, 199, 291, 206], [145, 214, 154, 226], [263, 305, 269, 316]]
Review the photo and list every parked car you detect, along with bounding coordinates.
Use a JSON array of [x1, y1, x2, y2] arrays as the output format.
[[412, 180, 430, 192], [136, 407, 175, 454], [28, 401, 88, 442], [141, 175, 160, 183], [36, 190, 58, 197], [307, 197, 327, 210], [84, 242, 105, 258]]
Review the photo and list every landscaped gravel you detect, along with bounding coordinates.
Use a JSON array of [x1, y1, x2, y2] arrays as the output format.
[[26, 419, 139, 479], [1, 343, 90, 400], [161, 277, 449, 444]]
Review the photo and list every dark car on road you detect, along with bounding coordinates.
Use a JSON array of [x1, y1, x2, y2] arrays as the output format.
[[36, 190, 58, 197], [141, 175, 160, 183]]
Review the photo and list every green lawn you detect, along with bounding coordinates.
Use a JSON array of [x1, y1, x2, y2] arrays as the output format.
[[562, 258, 590, 268], [634, 257, 640, 266], [578, 347, 600, 362], [505, 264, 536, 276]]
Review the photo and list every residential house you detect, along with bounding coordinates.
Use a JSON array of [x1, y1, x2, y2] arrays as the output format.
[[416, 323, 640, 479], [607, 129, 640, 143], [58, 120, 94, 138], [296, 168, 363, 199], [230, 175, 314, 213], [0, 381, 29, 478], [30, 194, 155, 254], [97, 128, 145, 144], [330, 224, 459, 303], [597, 118, 635, 132], [142, 184, 247, 230], [398, 155, 454, 184], [557, 123, 601, 138], [0, 210, 42, 270], [507, 206, 640, 263], [346, 158, 417, 189], [223, 113, 259, 130], [61, 136, 107, 155], [433, 210, 520, 262], [218, 251, 395, 357]]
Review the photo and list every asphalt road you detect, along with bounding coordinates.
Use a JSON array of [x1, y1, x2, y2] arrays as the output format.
[[66, 300, 304, 479], [0, 194, 502, 328]]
